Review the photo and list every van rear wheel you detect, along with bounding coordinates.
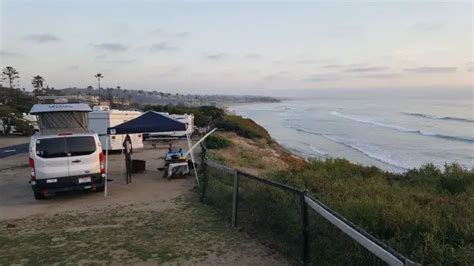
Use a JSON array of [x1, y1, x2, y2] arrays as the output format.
[[95, 185, 105, 192], [34, 191, 45, 200]]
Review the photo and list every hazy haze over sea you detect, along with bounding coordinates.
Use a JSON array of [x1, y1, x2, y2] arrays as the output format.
[[231, 89, 474, 172]]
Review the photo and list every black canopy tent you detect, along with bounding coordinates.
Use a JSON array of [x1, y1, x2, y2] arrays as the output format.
[[103, 111, 195, 196], [107, 111, 186, 135]]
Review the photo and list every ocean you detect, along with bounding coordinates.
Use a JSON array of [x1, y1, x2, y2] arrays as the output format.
[[231, 93, 474, 173]]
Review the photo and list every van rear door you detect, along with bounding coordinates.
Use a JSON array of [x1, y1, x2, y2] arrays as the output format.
[[34, 137, 69, 179], [66, 136, 100, 176]]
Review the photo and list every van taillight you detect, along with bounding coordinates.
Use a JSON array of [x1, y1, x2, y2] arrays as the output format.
[[29, 158, 36, 180], [99, 152, 105, 174]]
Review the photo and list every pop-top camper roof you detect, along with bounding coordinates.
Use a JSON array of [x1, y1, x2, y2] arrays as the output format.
[[30, 103, 92, 114], [30, 104, 92, 134]]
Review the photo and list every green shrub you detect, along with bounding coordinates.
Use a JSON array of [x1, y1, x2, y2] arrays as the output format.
[[201, 157, 474, 264], [215, 115, 272, 142], [143, 104, 224, 127], [205, 134, 231, 150], [437, 163, 473, 194], [11, 117, 35, 136]]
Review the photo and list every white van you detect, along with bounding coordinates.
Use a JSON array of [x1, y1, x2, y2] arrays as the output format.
[[29, 132, 105, 200]]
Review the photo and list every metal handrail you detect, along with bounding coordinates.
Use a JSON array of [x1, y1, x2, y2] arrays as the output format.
[[204, 160, 416, 265], [304, 195, 415, 266]]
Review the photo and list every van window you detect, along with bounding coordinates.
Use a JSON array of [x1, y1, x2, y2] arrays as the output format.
[[66, 137, 96, 156], [36, 136, 96, 158], [36, 138, 67, 158]]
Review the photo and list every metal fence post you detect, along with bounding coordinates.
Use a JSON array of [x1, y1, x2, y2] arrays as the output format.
[[231, 171, 240, 227], [301, 193, 310, 265], [200, 160, 208, 203]]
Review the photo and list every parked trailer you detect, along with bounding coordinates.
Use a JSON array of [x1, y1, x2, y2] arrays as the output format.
[[146, 113, 194, 138], [88, 106, 143, 150]]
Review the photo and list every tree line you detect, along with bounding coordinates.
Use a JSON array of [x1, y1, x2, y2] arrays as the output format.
[[0, 65, 111, 135]]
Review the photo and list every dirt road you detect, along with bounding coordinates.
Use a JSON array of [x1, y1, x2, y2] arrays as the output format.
[[0, 142, 287, 265]]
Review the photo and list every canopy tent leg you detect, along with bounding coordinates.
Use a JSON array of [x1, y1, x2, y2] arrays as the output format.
[[120, 135, 124, 182], [187, 133, 199, 186], [104, 136, 108, 197]]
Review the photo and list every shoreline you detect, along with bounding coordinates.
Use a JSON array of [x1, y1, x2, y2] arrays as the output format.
[[225, 101, 471, 173]]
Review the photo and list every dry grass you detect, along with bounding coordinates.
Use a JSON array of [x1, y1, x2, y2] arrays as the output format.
[[0, 192, 287, 265], [208, 132, 306, 176]]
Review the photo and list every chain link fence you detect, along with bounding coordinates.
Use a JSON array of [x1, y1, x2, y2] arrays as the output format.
[[198, 157, 416, 265]]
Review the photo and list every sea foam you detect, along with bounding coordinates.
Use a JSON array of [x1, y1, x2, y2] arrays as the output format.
[[330, 111, 474, 143], [403, 112, 474, 123]]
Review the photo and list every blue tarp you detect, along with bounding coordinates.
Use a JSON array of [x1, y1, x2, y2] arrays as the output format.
[[107, 111, 186, 135]]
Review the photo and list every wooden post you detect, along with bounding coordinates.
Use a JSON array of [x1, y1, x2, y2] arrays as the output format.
[[301, 193, 309, 264], [231, 171, 240, 227]]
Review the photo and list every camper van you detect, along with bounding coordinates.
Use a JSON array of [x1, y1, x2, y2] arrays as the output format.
[[88, 106, 144, 150], [29, 132, 105, 199], [29, 103, 104, 199]]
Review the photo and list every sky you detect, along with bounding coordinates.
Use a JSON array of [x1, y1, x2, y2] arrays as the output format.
[[0, 0, 473, 96]]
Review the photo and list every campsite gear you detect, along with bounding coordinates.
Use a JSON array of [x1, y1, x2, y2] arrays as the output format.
[[104, 111, 215, 196], [132, 160, 146, 173]]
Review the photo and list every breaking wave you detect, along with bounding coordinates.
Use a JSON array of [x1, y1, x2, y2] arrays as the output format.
[[309, 144, 329, 157], [284, 124, 407, 171], [330, 111, 474, 143], [404, 112, 474, 123]]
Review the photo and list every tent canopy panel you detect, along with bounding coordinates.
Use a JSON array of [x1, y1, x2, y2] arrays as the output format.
[[107, 111, 186, 135]]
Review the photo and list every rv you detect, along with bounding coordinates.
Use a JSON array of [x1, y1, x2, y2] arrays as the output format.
[[146, 113, 194, 138], [88, 106, 144, 150]]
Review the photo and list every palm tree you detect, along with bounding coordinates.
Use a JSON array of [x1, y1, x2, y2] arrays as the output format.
[[31, 75, 45, 90], [94, 73, 104, 90], [1, 66, 20, 89]]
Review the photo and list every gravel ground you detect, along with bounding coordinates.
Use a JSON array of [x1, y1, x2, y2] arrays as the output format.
[[0, 141, 287, 265]]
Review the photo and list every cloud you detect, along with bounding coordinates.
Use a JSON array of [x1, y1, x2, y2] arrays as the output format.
[[205, 53, 226, 60], [69, 65, 79, 70], [150, 42, 178, 52], [404, 67, 457, 73], [23, 33, 60, 43], [359, 73, 401, 79], [413, 22, 443, 32], [91, 43, 128, 52], [322, 64, 343, 69], [176, 32, 190, 38], [150, 28, 164, 34], [344, 66, 390, 73], [243, 53, 261, 59], [300, 73, 341, 82], [0, 50, 24, 57], [105, 59, 136, 64], [263, 71, 291, 81], [95, 54, 135, 64], [295, 58, 336, 65]]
